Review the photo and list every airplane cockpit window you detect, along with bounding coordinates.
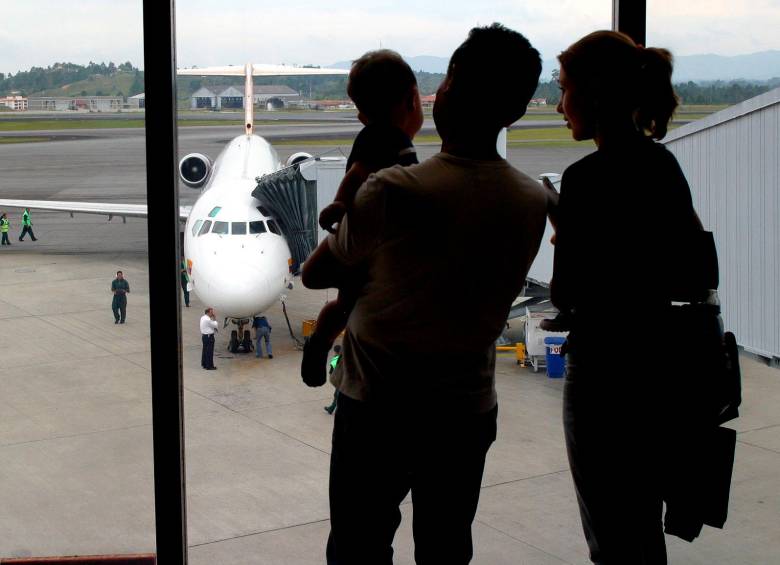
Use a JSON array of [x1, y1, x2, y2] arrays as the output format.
[[267, 219, 282, 235], [191, 219, 203, 237], [198, 220, 212, 236], [212, 221, 229, 235], [257, 205, 271, 217], [208, 206, 222, 218], [232, 222, 247, 235], [249, 221, 267, 234]]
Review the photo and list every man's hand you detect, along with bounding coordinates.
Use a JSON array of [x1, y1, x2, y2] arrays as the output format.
[[319, 202, 347, 234]]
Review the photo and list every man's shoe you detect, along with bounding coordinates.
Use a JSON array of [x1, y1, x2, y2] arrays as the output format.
[[31, 238, 37, 241], [115, 320, 119, 324], [206, 366, 217, 370], [268, 354, 273, 359], [120, 320, 125, 324]]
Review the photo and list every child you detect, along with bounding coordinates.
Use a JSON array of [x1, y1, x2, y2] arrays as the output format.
[[301, 49, 424, 386]]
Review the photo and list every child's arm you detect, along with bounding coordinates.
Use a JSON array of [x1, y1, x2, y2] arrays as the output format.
[[319, 161, 372, 233]]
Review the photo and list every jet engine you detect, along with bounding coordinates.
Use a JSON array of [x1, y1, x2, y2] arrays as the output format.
[[286, 152, 313, 167], [179, 153, 212, 188]]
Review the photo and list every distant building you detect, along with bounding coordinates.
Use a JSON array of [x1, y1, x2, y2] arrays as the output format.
[[0, 95, 28, 111], [28, 96, 122, 112], [253, 85, 301, 109], [190, 85, 300, 110], [127, 93, 145, 109], [420, 94, 436, 109]]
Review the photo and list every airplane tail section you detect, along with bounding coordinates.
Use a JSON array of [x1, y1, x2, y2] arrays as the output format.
[[178, 64, 350, 136]]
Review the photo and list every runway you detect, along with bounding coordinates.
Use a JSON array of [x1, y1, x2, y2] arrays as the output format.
[[0, 120, 589, 254], [1, 123, 778, 563]]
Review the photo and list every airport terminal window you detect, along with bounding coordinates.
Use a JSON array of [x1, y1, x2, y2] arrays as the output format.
[[257, 205, 271, 217], [191, 219, 203, 237], [212, 221, 229, 235], [249, 220, 267, 234], [267, 219, 282, 235], [232, 222, 247, 235], [198, 220, 212, 236], [208, 206, 222, 218]]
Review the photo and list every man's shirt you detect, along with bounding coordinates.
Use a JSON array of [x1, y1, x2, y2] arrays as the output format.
[[200, 315, 218, 335], [111, 279, 130, 295], [328, 153, 547, 413]]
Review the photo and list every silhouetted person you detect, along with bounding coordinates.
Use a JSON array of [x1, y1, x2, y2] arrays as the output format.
[[303, 23, 546, 565], [552, 31, 702, 564], [301, 49, 423, 387]]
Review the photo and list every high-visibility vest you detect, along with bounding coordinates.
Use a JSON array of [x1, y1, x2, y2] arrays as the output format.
[[22, 210, 31, 226], [0, 218, 8, 232], [330, 354, 341, 370]]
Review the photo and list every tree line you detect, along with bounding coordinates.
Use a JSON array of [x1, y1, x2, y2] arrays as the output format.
[[2, 61, 777, 106]]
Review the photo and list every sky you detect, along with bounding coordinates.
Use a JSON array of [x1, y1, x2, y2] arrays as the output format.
[[1, 0, 779, 75]]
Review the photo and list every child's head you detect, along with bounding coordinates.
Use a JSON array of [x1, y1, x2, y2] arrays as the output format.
[[348, 50, 423, 137], [434, 24, 541, 140], [557, 30, 678, 141]]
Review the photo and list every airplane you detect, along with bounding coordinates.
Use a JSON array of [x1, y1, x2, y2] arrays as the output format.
[[0, 63, 349, 353]]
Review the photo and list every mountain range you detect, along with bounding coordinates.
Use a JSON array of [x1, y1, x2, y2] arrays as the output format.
[[333, 50, 780, 83]]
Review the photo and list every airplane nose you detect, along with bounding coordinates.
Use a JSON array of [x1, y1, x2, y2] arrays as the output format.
[[192, 240, 287, 317]]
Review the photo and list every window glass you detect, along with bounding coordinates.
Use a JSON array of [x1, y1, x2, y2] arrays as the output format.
[[208, 206, 222, 218], [257, 205, 271, 217], [198, 220, 212, 236], [0, 2, 156, 557], [232, 222, 247, 235], [191, 219, 203, 237], [249, 220, 267, 234], [212, 221, 229, 235], [266, 219, 282, 235]]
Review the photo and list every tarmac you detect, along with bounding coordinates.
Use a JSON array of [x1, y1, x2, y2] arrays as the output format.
[[1, 124, 779, 563]]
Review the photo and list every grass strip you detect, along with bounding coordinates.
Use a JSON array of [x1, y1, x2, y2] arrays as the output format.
[[0, 136, 52, 144]]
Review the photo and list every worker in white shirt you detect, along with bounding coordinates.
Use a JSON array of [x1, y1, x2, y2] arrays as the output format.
[[200, 307, 219, 370]]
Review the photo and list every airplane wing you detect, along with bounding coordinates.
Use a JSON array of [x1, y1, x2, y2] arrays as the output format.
[[178, 64, 349, 77], [0, 199, 191, 221]]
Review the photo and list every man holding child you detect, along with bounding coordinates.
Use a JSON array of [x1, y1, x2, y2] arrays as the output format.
[[303, 23, 547, 564]]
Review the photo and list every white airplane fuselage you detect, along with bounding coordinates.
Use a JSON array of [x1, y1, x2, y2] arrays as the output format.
[[183, 134, 293, 320]]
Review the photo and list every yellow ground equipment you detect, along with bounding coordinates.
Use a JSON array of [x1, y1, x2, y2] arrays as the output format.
[[496, 343, 527, 367]]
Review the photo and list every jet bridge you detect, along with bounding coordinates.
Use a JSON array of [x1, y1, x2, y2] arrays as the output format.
[[253, 156, 346, 271]]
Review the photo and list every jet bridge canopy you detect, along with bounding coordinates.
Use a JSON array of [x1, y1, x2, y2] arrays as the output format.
[[253, 157, 346, 271]]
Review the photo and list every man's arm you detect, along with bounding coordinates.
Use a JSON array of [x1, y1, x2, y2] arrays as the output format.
[[304, 174, 387, 290], [301, 240, 352, 290]]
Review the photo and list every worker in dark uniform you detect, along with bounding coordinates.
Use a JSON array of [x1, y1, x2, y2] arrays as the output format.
[[18, 208, 37, 241], [1, 213, 10, 246], [180, 259, 190, 307], [323, 345, 342, 414], [111, 270, 130, 324]]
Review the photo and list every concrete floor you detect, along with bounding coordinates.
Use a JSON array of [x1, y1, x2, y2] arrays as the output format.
[[0, 250, 779, 564]]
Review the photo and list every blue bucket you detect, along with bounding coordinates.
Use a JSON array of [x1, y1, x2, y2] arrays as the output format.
[[544, 336, 566, 378]]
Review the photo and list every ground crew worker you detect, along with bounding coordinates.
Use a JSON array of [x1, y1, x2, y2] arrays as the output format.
[[180, 259, 190, 307], [18, 208, 37, 241], [1, 213, 10, 246], [111, 270, 130, 324], [323, 345, 342, 414], [253, 315, 273, 359]]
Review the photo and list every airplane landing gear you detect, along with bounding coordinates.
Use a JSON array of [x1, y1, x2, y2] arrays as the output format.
[[228, 318, 253, 353]]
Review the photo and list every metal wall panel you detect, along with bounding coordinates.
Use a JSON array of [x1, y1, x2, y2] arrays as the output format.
[[664, 88, 780, 360]]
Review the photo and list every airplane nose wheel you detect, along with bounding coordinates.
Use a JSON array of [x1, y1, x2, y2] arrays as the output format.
[[228, 320, 253, 353]]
